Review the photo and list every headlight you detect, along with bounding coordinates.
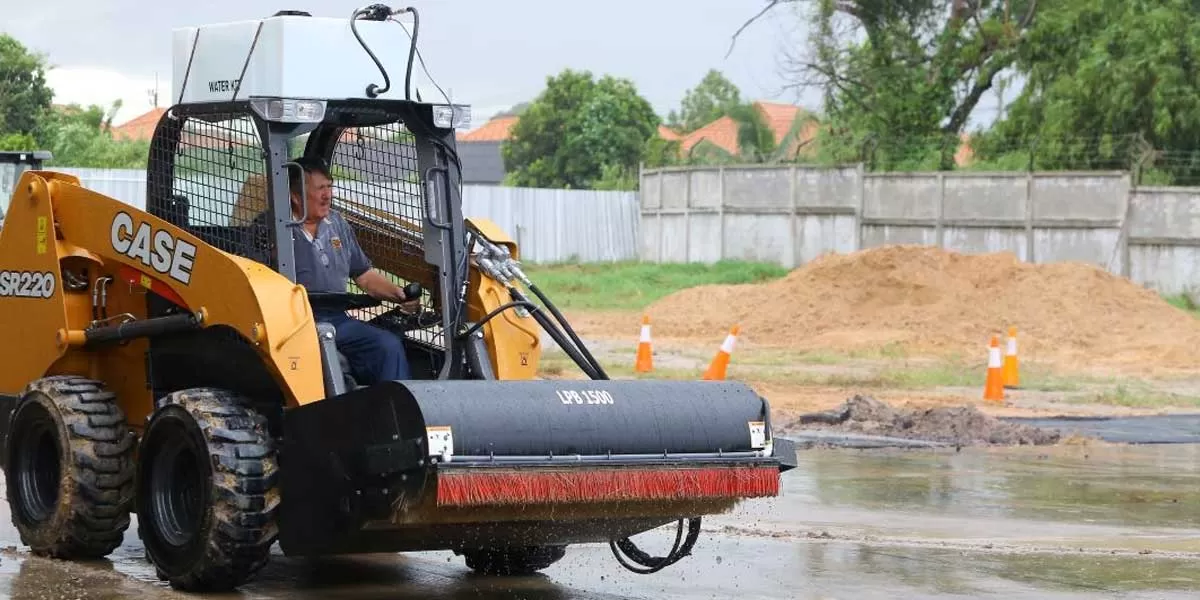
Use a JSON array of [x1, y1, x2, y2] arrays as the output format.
[[250, 98, 326, 123], [433, 104, 471, 129]]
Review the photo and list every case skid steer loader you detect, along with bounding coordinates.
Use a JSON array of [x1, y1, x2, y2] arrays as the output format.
[[0, 5, 797, 592]]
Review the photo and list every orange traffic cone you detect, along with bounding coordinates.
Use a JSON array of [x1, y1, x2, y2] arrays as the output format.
[[983, 334, 1005, 403], [635, 315, 653, 373], [1003, 326, 1020, 389], [703, 325, 739, 380]]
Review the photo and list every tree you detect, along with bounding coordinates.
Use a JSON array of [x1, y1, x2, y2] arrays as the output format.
[[0, 34, 53, 139], [39, 101, 151, 169], [970, 0, 1200, 182], [668, 69, 743, 133], [0, 34, 150, 168], [731, 1, 1039, 169], [494, 102, 531, 118], [501, 69, 659, 190]]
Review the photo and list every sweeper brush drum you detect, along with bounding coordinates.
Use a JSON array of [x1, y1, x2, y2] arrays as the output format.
[[276, 378, 791, 556]]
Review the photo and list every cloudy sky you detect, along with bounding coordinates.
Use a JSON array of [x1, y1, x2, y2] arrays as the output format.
[[4, 0, 822, 126]]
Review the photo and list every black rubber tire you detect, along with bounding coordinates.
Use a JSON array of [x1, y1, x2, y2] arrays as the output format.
[[135, 388, 278, 592], [3, 375, 136, 559], [462, 545, 567, 575]]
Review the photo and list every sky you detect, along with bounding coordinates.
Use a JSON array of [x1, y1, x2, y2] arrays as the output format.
[[3, 0, 1007, 129]]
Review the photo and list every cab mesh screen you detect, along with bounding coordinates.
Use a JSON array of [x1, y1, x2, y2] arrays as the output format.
[[328, 121, 442, 350], [150, 112, 271, 264]]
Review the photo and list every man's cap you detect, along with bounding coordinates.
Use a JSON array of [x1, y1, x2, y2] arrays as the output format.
[[291, 155, 331, 173]]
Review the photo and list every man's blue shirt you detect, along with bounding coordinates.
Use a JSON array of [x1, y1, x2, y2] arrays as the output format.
[[292, 210, 372, 294]]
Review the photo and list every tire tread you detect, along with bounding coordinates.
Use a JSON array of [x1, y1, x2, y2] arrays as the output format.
[[6, 375, 135, 559], [142, 387, 278, 592]]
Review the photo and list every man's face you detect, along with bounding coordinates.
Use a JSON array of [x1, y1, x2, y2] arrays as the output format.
[[294, 170, 333, 221]]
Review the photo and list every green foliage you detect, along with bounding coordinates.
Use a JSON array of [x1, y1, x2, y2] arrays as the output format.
[[668, 69, 743, 133], [494, 102, 530, 118], [0, 34, 53, 139], [0, 34, 151, 169], [0, 133, 38, 151], [726, 102, 778, 162], [750, 0, 1037, 170], [501, 69, 659, 190], [38, 102, 150, 168], [520, 259, 790, 311], [971, 0, 1200, 183], [643, 135, 682, 169]]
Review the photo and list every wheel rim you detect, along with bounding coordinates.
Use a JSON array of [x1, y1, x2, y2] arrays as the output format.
[[12, 402, 61, 525], [148, 428, 204, 548]]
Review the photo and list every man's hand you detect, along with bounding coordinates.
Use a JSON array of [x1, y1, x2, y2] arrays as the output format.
[[355, 270, 421, 312]]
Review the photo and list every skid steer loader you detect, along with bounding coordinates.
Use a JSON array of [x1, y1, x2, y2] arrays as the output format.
[[0, 5, 797, 592]]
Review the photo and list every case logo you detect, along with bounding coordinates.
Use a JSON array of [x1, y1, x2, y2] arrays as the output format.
[[111, 212, 197, 285]]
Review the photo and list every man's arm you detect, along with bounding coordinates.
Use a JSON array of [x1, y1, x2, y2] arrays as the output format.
[[355, 269, 408, 302], [339, 215, 419, 307]]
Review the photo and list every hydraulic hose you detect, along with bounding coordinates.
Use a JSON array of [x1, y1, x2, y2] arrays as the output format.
[[350, 5, 393, 98], [507, 287, 601, 380], [611, 518, 702, 574], [401, 6, 418, 101], [527, 282, 609, 380], [459, 300, 538, 339]]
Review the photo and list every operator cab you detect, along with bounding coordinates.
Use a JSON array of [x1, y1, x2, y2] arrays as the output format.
[[141, 7, 477, 394]]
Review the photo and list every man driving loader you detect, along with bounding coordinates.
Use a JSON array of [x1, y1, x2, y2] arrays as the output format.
[[288, 155, 419, 384]]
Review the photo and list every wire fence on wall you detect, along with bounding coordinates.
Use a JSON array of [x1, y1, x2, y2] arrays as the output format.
[[6, 167, 639, 264]]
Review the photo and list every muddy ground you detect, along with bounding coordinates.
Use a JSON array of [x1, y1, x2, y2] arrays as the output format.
[[546, 310, 1200, 429], [0, 443, 1197, 599], [2, 307, 1198, 598]]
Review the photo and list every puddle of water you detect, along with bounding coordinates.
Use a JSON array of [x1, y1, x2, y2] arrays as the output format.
[[724, 442, 1200, 543], [0, 443, 1197, 599]]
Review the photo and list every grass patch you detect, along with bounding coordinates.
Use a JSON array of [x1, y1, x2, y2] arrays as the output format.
[[880, 363, 978, 388], [1071, 384, 1200, 409], [539, 348, 1096, 393], [538, 353, 701, 380], [1163, 293, 1200, 317], [519, 260, 789, 311]]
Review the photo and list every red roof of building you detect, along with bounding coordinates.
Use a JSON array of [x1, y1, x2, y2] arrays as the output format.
[[657, 125, 682, 141], [458, 116, 519, 142], [111, 107, 167, 141], [679, 116, 740, 156]]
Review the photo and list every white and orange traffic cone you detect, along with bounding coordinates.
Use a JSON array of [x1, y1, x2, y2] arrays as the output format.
[[703, 325, 740, 380], [983, 334, 1005, 403], [1003, 326, 1020, 389], [635, 314, 653, 373]]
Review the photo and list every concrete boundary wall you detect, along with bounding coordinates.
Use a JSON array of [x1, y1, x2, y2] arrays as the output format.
[[640, 165, 1200, 295]]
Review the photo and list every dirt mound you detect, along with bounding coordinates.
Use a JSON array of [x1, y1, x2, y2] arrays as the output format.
[[644, 245, 1200, 373], [786, 395, 1062, 446]]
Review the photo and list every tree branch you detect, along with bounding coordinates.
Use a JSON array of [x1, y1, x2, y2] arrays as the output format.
[[727, 0, 867, 59], [726, 0, 788, 59], [944, 50, 1016, 133]]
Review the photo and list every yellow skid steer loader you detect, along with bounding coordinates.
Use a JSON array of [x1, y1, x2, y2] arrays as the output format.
[[0, 6, 796, 592]]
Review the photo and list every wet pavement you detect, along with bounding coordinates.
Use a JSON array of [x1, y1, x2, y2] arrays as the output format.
[[0, 441, 1197, 598], [1003, 414, 1200, 444]]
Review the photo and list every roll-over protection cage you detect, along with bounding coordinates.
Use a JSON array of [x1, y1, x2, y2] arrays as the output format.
[[142, 98, 470, 379]]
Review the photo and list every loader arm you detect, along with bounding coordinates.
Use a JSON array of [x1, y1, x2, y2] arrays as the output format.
[[0, 171, 326, 425]]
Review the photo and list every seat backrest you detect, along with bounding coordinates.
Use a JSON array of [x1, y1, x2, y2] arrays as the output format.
[[233, 172, 269, 226]]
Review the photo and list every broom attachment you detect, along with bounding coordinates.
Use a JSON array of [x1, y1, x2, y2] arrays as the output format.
[[462, 225, 788, 575], [436, 464, 780, 507]]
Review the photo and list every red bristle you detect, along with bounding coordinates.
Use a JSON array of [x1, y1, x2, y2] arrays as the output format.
[[436, 466, 779, 507]]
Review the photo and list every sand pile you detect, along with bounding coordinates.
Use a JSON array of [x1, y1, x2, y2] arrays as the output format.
[[645, 245, 1200, 373], [786, 395, 1062, 446]]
